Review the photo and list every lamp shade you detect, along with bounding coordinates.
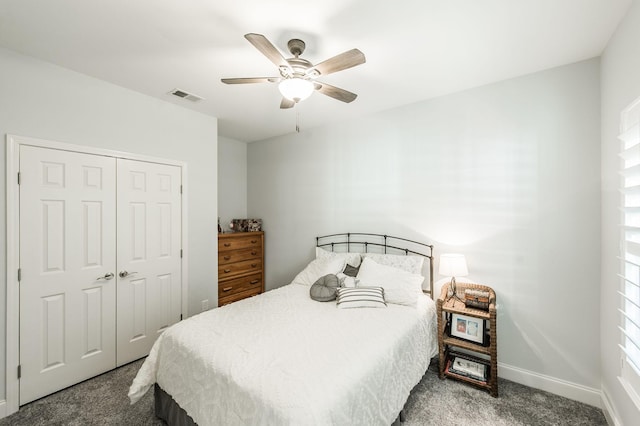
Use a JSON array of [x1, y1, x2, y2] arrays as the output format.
[[439, 254, 469, 277], [279, 78, 314, 102]]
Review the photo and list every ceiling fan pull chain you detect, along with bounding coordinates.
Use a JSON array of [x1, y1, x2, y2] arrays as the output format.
[[296, 109, 300, 133]]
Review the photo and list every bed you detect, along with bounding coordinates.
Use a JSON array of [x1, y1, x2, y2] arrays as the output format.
[[129, 233, 438, 425]]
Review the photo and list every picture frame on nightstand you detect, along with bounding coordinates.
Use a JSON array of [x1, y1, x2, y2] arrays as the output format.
[[449, 313, 487, 345]]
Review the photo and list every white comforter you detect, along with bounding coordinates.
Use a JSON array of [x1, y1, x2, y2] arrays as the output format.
[[129, 283, 438, 426]]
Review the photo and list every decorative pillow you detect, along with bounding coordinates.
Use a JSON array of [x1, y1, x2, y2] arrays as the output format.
[[343, 263, 360, 277], [356, 257, 424, 307], [316, 247, 362, 267], [310, 274, 340, 302], [336, 286, 386, 309], [292, 256, 346, 286], [343, 277, 357, 288], [336, 272, 358, 288], [361, 253, 424, 275]]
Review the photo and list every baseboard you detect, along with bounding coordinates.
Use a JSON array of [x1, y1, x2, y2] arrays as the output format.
[[601, 386, 622, 426], [498, 362, 602, 408], [0, 399, 6, 418]]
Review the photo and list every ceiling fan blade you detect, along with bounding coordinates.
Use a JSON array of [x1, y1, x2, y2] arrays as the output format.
[[221, 77, 279, 84], [280, 98, 296, 109], [314, 82, 357, 103], [245, 33, 291, 69], [311, 49, 366, 76]]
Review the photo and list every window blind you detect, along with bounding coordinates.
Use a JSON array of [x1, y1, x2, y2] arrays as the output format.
[[619, 97, 640, 399]]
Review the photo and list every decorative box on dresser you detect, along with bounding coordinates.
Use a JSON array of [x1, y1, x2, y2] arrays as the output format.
[[218, 231, 264, 306]]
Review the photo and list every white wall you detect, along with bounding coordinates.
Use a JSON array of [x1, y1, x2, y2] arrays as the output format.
[[0, 47, 218, 402], [248, 59, 601, 403], [601, 0, 640, 423], [218, 136, 247, 233]]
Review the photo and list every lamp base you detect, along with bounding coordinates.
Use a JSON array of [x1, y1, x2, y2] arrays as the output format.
[[445, 277, 465, 304]]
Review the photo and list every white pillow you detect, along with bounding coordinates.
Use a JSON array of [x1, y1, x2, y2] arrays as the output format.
[[292, 256, 346, 286], [361, 253, 424, 274], [316, 247, 362, 267], [356, 257, 423, 307], [336, 287, 386, 309], [336, 272, 358, 288]]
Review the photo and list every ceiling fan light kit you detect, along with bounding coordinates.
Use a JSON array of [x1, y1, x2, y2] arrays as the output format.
[[222, 33, 365, 109], [278, 78, 314, 102]]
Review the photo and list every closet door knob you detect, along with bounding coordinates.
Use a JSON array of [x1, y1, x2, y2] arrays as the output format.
[[119, 270, 138, 278]]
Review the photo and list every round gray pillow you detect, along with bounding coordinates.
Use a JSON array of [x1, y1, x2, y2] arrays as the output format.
[[310, 274, 340, 302]]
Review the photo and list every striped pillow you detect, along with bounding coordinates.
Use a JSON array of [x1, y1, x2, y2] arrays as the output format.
[[336, 287, 387, 309]]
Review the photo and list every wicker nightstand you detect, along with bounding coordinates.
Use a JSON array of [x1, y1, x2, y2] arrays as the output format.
[[437, 282, 498, 397]]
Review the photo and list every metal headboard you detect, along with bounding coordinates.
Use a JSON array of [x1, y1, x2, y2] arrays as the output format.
[[316, 232, 435, 299]]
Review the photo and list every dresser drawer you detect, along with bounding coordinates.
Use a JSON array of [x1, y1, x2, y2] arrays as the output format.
[[219, 247, 261, 265], [218, 273, 263, 298], [219, 286, 262, 306], [218, 234, 263, 252], [219, 258, 263, 278]]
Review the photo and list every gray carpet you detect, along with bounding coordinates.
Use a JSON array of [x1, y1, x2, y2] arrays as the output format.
[[0, 359, 607, 426]]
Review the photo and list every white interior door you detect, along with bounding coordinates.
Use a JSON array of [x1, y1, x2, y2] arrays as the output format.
[[19, 146, 117, 404], [116, 159, 182, 365]]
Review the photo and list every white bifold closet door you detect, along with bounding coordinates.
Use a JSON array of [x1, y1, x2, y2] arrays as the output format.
[[19, 146, 182, 405], [19, 146, 117, 404], [116, 159, 182, 365]]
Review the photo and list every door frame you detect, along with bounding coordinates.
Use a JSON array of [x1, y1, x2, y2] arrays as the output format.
[[4, 134, 189, 416]]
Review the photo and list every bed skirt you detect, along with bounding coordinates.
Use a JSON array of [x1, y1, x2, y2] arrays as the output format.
[[154, 382, 406, 426], [154, 383, 197, 426]]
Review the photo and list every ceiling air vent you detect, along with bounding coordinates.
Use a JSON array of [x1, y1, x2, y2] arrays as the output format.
[[168, 88, 204, 102]]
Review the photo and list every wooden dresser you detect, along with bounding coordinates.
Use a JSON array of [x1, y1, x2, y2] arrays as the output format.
[[218, 231, 264, 306]]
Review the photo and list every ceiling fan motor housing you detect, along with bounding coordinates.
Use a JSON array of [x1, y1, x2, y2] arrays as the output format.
[[282, 57, 313, 79]]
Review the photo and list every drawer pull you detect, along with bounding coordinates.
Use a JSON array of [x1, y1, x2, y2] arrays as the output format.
[[224, 256, 231, 261], [224, 243, 231, 247], [222, 287, 233, 292], [251, 240, 257, 244], [251, 263, 257, 268], [250, 279, 260, 285], [224, 269, 231, 273], [251, 251, 257, 256]]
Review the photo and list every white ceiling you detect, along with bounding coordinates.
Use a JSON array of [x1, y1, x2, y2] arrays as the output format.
[[0, 0, 631, 142]]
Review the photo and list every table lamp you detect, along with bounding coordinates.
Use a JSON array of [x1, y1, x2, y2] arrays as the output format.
[[439, 254, 468, 302]]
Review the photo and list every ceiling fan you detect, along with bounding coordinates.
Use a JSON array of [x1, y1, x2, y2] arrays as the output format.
[[221, 33, 366, 109]]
